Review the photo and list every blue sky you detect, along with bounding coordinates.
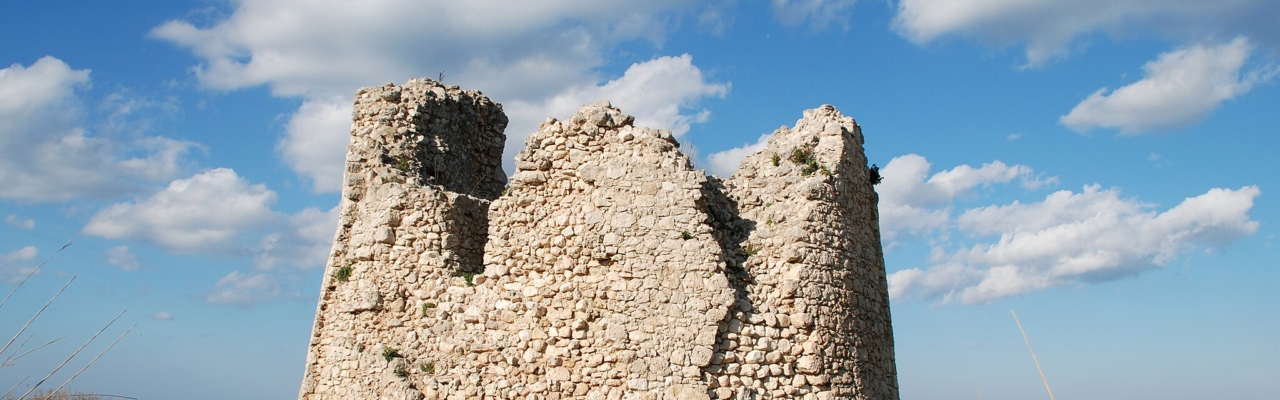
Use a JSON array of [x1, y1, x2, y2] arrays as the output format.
[[2, 1, 1277, 399]]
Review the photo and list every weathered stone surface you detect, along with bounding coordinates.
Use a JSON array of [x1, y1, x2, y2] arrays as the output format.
[[709, 104, 900, 399], [298, 79, 898, 400]]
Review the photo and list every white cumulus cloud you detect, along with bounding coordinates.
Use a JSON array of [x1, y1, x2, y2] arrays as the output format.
[[83, 168, 280, 253], [280, 97, 353, 192], [705, 133, 772, 177], [153, 1, 731, 187], [150, 0, 703, 99], [78, 168, 339, 307], [889, 185, 1261, 304], [504, 54, 729, 169], [83, 168, 338, 273], [1061, 38, 1276, 134], [0, 57, 197, 202], [876, 154, 1054, 244], [893, 0, 1280, 67], [210, 53, 728, 192]]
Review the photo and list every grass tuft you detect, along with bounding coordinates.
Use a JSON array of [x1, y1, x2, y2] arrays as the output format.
[[393, 157, 412, 172], [789, 147, 823, 176], [334, 265, 353, 282], [382, 347, 401, 362], [452, 271, 478, 286], [4, 389, 106, 400]]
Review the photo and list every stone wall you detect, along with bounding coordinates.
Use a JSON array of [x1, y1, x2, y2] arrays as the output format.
[[713, 106, 897, 399], [299, 79, 898, 400]]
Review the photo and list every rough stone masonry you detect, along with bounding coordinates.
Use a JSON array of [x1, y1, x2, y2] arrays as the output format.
[[298, 78, 899, 400]]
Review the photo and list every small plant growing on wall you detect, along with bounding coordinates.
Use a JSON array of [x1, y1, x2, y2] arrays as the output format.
[[393, 156, 412, 172], [771, 154, 781, 166], [869, 164, 883, 185], [421, 302, 436, 317], [452, 270, 478, 286], [789, 147, 823, 176], [681, 231, 693, 240], [382, 347, 402, 362], [789, 148, 814, 166], [334, 265, 353, 282], [421, 362, 435, 374], [394, 367, 409, 378]]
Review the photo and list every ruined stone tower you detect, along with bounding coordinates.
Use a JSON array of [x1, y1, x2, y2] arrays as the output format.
[[299, 78, 898, 400]]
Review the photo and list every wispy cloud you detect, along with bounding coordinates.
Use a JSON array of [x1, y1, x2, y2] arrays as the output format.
[[1, 246, 39, 284], [4, 246, 37, 262], [771, 0, 857, 30], [254, 205, 339, 271], [5, 215, 34, 230], [206, 271, 281, 306], [889, 185, 1261, 304], [1062, 38, 1276, 134], [0, 57, 198, 202], [893, 0, 1280, 67], [106, 246, 141, 271]]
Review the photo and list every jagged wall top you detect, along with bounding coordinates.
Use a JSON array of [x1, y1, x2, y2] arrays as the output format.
[[482, 100, 737, 396], [300, 79, 899, 400], [510, 101, 693, 186], [349, 79, 508, 200]]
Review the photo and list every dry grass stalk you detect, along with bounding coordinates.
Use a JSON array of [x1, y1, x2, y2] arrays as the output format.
[[16, 311, 125, 399], [1012, 309, 1057, 400], [0, 240, 71, 310], [0, 278, 75, 359]]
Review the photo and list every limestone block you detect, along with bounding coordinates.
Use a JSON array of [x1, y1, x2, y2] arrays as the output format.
[[795, 355, 821, 374]]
